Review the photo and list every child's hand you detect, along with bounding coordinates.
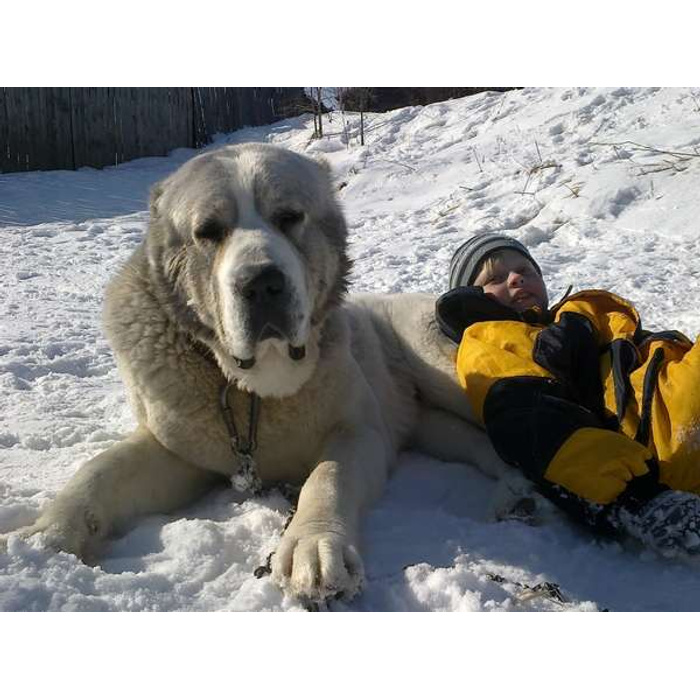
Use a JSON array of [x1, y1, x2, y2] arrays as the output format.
[[621, 490, 700, 557]]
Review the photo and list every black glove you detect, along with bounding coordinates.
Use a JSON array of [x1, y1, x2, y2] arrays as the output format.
[[615, 490, 700, 557]]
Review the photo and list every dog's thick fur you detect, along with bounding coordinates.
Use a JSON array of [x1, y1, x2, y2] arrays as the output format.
[[2, 144, 528, 602]]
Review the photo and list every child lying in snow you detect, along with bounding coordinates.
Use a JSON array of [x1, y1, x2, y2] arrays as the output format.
[[436, 233, 700, 557]]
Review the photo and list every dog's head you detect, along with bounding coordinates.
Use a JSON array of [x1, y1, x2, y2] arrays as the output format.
[[146, 143, 350, 398]]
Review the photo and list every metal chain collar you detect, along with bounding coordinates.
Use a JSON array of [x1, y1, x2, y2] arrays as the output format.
[[220, 383, 263, 494]]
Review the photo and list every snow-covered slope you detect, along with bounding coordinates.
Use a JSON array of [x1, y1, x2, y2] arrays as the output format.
[[2, 87, 700, 611]]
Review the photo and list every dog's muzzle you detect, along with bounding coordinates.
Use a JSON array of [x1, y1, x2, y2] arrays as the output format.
[[233, 265, 306, 369]]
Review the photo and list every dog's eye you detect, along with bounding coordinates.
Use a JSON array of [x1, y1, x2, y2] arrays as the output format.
[[194, 219, 227, 244], [272, 209, 304, 234]]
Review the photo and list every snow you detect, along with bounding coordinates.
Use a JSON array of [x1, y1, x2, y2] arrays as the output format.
[[2, 87, 700, 611]]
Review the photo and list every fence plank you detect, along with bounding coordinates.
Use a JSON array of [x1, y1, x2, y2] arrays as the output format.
[[0, 89, 9, 171], [115, 87, 138, 164]]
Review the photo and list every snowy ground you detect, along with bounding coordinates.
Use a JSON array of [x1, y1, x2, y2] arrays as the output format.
[[2, 87, 700, 611]]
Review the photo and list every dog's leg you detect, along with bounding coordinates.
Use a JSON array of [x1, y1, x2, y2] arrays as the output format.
[[410, 405, 510, 478], [2, 426, 219, 562], [271, 393, 390, 603], [411, 406, 550, 522]]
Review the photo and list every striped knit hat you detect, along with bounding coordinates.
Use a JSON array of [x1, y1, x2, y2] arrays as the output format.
[[448, 233, 542, 290]]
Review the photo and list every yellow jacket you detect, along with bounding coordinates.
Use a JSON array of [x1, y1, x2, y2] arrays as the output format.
[[437, 287, 699, 508]]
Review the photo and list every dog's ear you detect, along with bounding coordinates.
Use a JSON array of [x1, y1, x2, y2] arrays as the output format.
[[149, 180, 166, 218], [310, 155, 339, 194], [312, 155, 332, 175]]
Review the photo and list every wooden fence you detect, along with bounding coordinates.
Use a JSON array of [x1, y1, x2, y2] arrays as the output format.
[[0, 87, 305, 173]]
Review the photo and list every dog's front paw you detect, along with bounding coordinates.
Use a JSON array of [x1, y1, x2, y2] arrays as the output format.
[[2, 508, 103, 563], [271, 528, 364, 604]]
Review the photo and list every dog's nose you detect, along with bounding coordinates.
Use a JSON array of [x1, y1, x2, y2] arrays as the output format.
[[241, 266, 286, 303]]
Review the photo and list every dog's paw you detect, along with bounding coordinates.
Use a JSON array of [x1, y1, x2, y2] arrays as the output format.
[[490, 473, 554, 524], [2, 509, 102, 563], [270, 529, 364, 604]]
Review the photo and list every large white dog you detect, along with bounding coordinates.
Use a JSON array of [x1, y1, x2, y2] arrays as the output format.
[[2, 144, 529, 603]]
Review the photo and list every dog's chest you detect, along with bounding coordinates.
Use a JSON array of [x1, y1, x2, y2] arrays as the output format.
[[217, 383, 337, 483]]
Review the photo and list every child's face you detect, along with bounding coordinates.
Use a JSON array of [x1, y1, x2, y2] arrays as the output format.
[[473, 250, 549, 312]]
